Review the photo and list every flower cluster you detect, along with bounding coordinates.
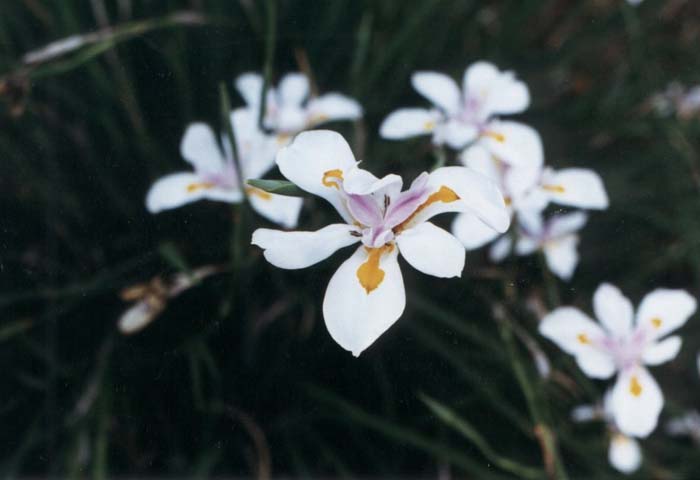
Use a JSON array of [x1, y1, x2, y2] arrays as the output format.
[[380, 61, 608, 280]]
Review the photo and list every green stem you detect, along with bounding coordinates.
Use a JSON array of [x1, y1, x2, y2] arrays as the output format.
[[258, 0, 277, 130]]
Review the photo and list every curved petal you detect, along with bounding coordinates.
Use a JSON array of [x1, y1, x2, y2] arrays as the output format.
[[608, 434, 642, 474], [539, 307, 608, 358], [411, 71, 461, 115], [635, 289, 696, 340], [276, 130, 357, 222], [547, 211, 588, 238], [118, 301, 161, 334], [540, 168, 609, 210], [593, 283, 634, 337], [576, 349, 617, 379], [278, 73, 309, 107], [611, 366, 663, 438], [418, 166, 510, 232], [451, 212, 501, 249], [323, 245, 405, 357], [643, 336, 682, 366], [231, 108, 278, 180], [396, 222, 465, 278], [251, 224, 359, 269], [489, 235, 512, 262], [235, 72, 263, 108], [306, 93, 363, 126], [459, 144, 500, 182], [180, 123, 225, 174], [480, 121, 543, 169], [463, 61, 530, 118], [379, 108, 439, 140], [434, 119, 478, 149], [543, 235, 580, 281], [146, 172, 240, 213], [247, 189, 303, 228]]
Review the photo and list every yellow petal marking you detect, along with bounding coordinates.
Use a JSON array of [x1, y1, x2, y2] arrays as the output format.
[[356, 244, 394, 294], [186, 181, 216, 193], [483, 131, 505, 142], [309, 113, 330, 125], [651, 317, 662, 329], [504, 195, 512, 207], [393, 185, 460, 234], [245, 186, 272, 201], [424, 120, 436, 131], [577, 333, 590, 344], [542, 184, 566, 193], [629, 376, 643, 397], [322, 169, 344, 189], [276, 133, 291, 146]]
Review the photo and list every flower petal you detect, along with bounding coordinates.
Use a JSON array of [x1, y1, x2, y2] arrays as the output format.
[[479, 120, 543, 169], [463, 61, 530, 118], [235, 72, 263, 108], [379, 108, 440, 140], [118, 301, 162, 334], [146, 172, 240, 213], [635, 289, 696, 340], [396, 222, 465, 278], [489, 235, 512, 262], [539, 307, 609, 360], [459, 144, 500, 182], [276, 130, 357, 222], [543, 235, 579, 280], [547, 211, 588, 238], [540, 168, 609, 210], [611, 366, 663, 438], [576, 348, 617, 379], [230, 108, 278, 180], [180, 123, 225, 174], [306, 93, 363, 126], [642, 336, 682, 366], [323, 245, 405, 356], [434, 119, 478, 149], [593, 283, 634, 337], [251, 224, 359, 269], [608, 434, 642, 474], [451, 212, 501, 249], [278, 73, 309, 106], [411, 71, 461, 115], [419, 166, 510, 232], [247, 190, 303, 228]]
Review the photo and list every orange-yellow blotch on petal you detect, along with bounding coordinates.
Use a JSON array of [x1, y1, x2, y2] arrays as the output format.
[[424, 120, 436, 131], [577, 333, 590, 344], [186, 181, 216, 193], [394, 185, 460, 233], [504, 196, 513, 207], [629, 376, 643, 397], [542, 184, 566, 194], [245, 186, 272, 201], [356, 244, 394, 294], [483, 131, 505, 143], [322, 169, 344, 189], [308, 114, 330, 125], [276, 133, 291, 146], [651, 317, 662, 329]]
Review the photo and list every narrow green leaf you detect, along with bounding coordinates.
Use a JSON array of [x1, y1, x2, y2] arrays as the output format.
[[246, 179, 303, 197]]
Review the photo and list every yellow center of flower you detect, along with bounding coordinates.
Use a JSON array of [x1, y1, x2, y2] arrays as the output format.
[[245, 186, 272, 201], [542, 184, 566, 193], [186, 182, 216, 193], [322, 169, 344, 189], [356, 244, 394, 294], [651, 317, 662, 329], [577, 333, 590, 344], [629, 376, 643, 397], [483, 131, 506, 142], [393, 186, 460, 234]]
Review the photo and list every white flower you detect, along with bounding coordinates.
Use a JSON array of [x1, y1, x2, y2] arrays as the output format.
[[380, 61, 532, 154], [235, 72, 362, 139], [540, 283, 696, 437], [146, 108, 303, 228], [252, 130, 510, 356], [666, 410, 700, 444]]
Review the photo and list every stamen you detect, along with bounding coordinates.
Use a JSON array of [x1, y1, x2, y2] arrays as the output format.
[[629, 376, 643, 397], [356, 244, 394, 294], [322, 169, 344, 189], [393, 186, 460, 234], [187, 182, 216, 193], [542, 184, 566, 193], [245, 186, 272, 201]]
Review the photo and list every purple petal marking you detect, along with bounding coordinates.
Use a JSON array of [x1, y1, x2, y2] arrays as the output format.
[[346, 193, 384, 227], [383, 172, 431, 228]]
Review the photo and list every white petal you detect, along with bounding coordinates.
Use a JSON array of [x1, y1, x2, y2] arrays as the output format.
[[544, 235, 580, 281], [306, 93, 363, 126], [434, 119, 478, 149], [643, 336, 682, 366], [540, 168, 609, 210], [635, 289, 697, 340], [608, 434, 642, 474], [235, 72, 263, 108], [379, 108, 439, 140], [276, 130, 357, 222], [463, 61, 530, 117], [489, 235, 512, 262], [251, 224, 359, 269], [118, 301, 161, 334], [459, 144, 500, 182], [451, 212, 501, 250], [539, 307, 610, 362], [515, 234, 541, 256], [576, 348, 617, 379], [611, 367, 663, 438], [411, 71, 461, 115], [547, 211, 588, 238], [396, 222, 465, 278], [230, 108, 278, 180], [278, 73, 309, 106], [420, 166, 510, 233], [323, 245, 405, 357], [593, 283, 634, 337], [505, 165, 542, 202], [180, 123, 225, 174], [343, 167, 402, 196], [247, 190, 303, 228], [146, 172, 241, 213], [479, 121, 543, 169]]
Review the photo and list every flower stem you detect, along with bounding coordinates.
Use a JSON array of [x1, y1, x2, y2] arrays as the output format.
[[258, 0, 277, 131]]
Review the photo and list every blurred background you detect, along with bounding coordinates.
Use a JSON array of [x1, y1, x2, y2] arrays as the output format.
[[2, 0, 700, 478]]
